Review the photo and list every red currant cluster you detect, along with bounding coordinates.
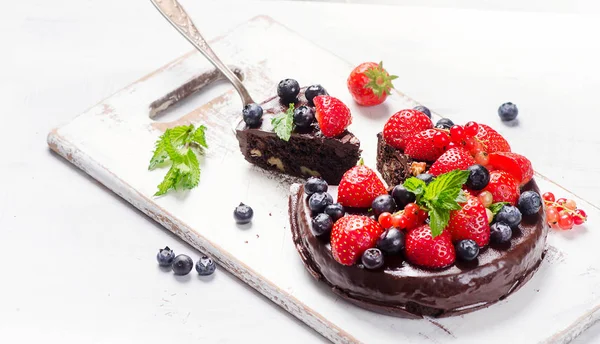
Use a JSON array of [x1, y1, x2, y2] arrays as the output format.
[[433, 122, 488, 165], [377, 203, 428, 230], [542, 192, 587, 230]]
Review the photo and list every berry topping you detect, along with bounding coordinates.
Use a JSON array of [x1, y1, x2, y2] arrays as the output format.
[[313, 95, 352, 137], [195, 255, 216, 276], [498, 102, 519, 121], [466, 164, 490, 190], [475, 123, 511, 153], [464, 121, 479, 137], [293, 105, 315, 129], [518, 191, 542, 216], [304, 177, 328, 196], [490, 222, 512, 244], [542, 192, 555, 203], [383, 109, 432, 150], [474, 151, 490, 166], [415, 173, 435, 185], [305, 84, 328, 106], [391, 213, 409, 229], [482, 170, 520, 205], [378, 212, 393, 229], [414, 105, 432, 118], [435, 118, 454, 129], [488, 152, 533, 185], [447, 193, 490, 247], [558, 211, 574, 230], [495, 205, 523, 227], [312, 213, 334, 236], [405, 129, 446, 161], [324, 203, 345, 222], [377, 228, 405, 255], [449, 125, 466, 143], [455, 239, 479, 261], [157, 246, 175, 267], [391, 184, 416, 209], [337, 162, 388, 208], [331, 215, 384, 266], [347, 61, 397, 106], [428, 147, 476, 176], [171, 254, 194, 275], [277, 78, 300, 103], [478, 191, 493, 208], [308, 192, 334, 213], [361, 248, 385, 269], [234, 203, 254, 224], [486, 208, 494, 223], [405, 225, 455, 269], [242, 103, 263, 128], [433, 131, 451, 148], [372, 195, 397, 217]]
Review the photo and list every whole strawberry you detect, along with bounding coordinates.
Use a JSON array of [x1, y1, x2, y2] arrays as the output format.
[[405, 129, 446, 162], [347, 61, 398, 106], [383, 109, 432, 150], [476, 123, 511, 154], [314, 95, 352, 137], [488, 152, 533, 186], [337, 162, 388, 208], [331, 215, 384, 266], [482, 170, 520, 205], [428, 147, 475, 176], [405, 225, 455, 269], [447, 193, 490, 247]]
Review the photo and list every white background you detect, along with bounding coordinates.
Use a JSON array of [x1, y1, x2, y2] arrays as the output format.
[[2, 0, 600, 342]]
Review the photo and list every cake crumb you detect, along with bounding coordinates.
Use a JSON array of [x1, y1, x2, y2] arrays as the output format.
[[269, 213, 272, 216], [244, 240, 248, 244], [256, 234, 260, 239]]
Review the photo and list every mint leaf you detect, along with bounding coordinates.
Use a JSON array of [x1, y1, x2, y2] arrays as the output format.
[[169, 125, 194, 146], [163, 134, 185, 163], [455, 190, 468, 203], [189, 125, 208, 149], [432, 192, 463, 211], [271, 103, 295, 141], [424, 169, 469, 201], [403, 177, 426, 197], [489, 202, 510, 215], [148, 131, 171, 170], [181, 149, 200, 189], [429, 207, 450, 238], [154, 165, 179, 196]]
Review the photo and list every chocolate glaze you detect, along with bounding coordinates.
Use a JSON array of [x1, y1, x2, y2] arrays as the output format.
[[289, 181, 549, 318]]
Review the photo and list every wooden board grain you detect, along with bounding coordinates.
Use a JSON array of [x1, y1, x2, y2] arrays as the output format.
[[47, 15, 600, 343]]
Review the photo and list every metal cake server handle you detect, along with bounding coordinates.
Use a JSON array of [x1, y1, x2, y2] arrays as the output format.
[[150, 0, 255, 106]]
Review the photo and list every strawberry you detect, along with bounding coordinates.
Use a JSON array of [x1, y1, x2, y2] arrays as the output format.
[[347, 61, 397, 106], [428, 147, 475, 176], [313, 95, 352, 137], [405, 225, 455, 269], [404, 129, 446, 162], [488, 152, 533, 186], [330, 215, 384, 265], [475, 123, 511, 153], [482, 170, 520, 205], [382, 109, 432, 150], [337, 162, 388, 208], [447, 193, 490, 247]]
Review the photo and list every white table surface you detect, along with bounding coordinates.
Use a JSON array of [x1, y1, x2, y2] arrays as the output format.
[[2, 0, 600, 342]]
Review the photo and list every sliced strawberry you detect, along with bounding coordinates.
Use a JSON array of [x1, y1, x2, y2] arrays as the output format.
[[337, 163, 388, 208], [482, 170, 520, 205], [405, 225, 455, 269], [428, 147, 475, 176], [314, 95, 352, 137], [404, 129, 446, 162], [447, 193, 490, 247], [475, 124, 511, 154], [488, 152, 533, 185], [382, 109, 432, 150], [331, 215, 384, 266]]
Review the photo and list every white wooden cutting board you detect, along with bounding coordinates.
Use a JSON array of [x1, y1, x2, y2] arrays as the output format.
[[47, 15, 600, 343]]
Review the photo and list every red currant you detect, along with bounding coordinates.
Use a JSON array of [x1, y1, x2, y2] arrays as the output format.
[[464, 121, 479, 137], [474, 151, 489, 166], [558, 211, 574, 230], [542, 192, 555, 203], [486, 208, 494, 224], [378, 212, 393, 229], [417, 209, 428, 223], [449, 125, 465, 143], [463, 136, 476, 150], [391, 214, 408, 229], [565, 199, 577, 210], [556, 198, 567, 206], [404, 203, 419, 216], [478, 191, 493, 208], [433, 131, 450, 148], [546, 206, 559, 225], [573, 209, 587, 225], [404, 211, 418, 229]]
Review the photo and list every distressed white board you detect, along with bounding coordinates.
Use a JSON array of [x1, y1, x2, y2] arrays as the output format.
[[47, 15, 600, 343]]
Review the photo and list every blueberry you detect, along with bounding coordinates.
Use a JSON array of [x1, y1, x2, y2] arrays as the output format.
[[377, 228, 405, 255], [293, 105, 315, 129], [304, 177, 328, 195], [361, 248, 384, 269], [371, 195, 397, 217], [455, 239, 479, 261], [416, 173, 435, 185], [518, 191, 542, 216], [391, 185, 416, 209], [495, 205, 522, 227], [490, 222, 512, 244], [234, 203, 254, 224], [414, 105, 431, 118], [311, 213, 333, 236], [498, 102, 518, 121], [324, 203, 345, 222], [277, 78, 300, 103], [305, 84, 328, 106], [242, 103, 263, 128], [157, 246, 175, 267], [308, 192, 333, 213], [435, 118, 454, 129], [195, 255, 216, 276], [466, 164, 490, 190], [171, 254, 194, 275]]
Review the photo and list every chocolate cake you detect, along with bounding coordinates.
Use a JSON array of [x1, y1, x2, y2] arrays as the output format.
[[235, 89, 361, 185], [376, 132, 413, 187]]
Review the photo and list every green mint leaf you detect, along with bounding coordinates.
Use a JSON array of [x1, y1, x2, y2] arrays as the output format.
[[424, 169, 470, 201], [403, 177, 426, 197], [148, 130, 171, 170], [271, 103, 295, 141], [180, 149, 200, 189], [154, 164, 179, 196], [189, 125, 208, 149], [169, 124, 194, 146], [163, 134, 185, 163], [433, 192, 463, 211], [429, 207, 450, 238], [455, 190, 468, 203], [489, 202, 510, 215]]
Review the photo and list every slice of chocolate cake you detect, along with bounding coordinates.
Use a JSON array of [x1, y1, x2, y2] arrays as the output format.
[[376, 132, 413, 187]]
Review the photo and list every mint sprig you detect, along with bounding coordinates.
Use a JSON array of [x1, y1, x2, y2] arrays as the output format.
[[489, 202, 510, 216], [271, 103, 295, 141], [403, 169, 470, 237], [149, 124, 207, 196]]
